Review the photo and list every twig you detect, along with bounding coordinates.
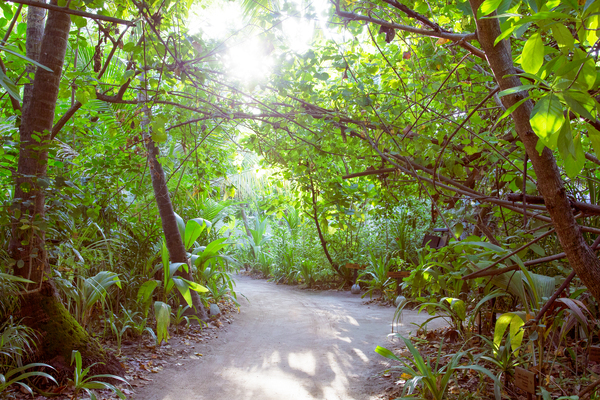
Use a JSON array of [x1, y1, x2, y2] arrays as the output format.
[[508, 193, 600, 216], [5, 0, 136, 25], [532, 271, 576, 324]]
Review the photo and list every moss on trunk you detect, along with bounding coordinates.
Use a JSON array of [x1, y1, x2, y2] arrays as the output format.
[[19, 282, 123, 381]]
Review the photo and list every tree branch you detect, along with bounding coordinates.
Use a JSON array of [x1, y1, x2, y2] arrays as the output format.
[[4, 0, 136, 25], [335, 8, 485, 59]]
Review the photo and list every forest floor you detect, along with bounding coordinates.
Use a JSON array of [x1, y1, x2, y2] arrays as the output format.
[[129, 273, 444, 400]]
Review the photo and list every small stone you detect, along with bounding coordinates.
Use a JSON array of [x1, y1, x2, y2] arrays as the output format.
[[209, 304, 221, 316], [351, 284, 361, 294]]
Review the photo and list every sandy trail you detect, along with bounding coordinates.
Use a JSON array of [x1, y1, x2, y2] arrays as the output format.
[[134, 274, 443, 400]]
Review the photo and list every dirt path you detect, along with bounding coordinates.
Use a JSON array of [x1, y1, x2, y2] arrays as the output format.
[[134, 275, 443, 400]]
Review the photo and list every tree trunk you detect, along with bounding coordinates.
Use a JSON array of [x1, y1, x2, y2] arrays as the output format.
[[23, 0, 45, 113], [308, 174, 339, 275], [139, 75, 207, 320], [144, 136, 208, 319], [469, 0, 600, 300], [10, 2, 122, 377]]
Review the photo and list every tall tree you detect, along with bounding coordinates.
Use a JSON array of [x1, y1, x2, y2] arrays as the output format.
[[140, 71, 208, 319], [10, 2, 122, 374], [467, 0, 600, 300]]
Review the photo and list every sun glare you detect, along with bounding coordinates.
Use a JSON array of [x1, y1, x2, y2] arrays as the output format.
[[224, 37, 274, 83], [187, 0, 331, 83], [283, 16, 314, 54]]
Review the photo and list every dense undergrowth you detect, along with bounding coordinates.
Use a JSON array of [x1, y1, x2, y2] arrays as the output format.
[[3, 188, 600, 400]]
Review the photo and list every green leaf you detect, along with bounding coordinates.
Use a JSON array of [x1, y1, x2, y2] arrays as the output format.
[[0, 45, 52, 72], [151, 129, 167, 143], [497, 96, 530, 122], [443, 297, 466, 321], [0, 69, 20, 101], [71, 15, 87, 28], [453, 223, 463, 239], [560, 90, 597, 121], [494, 312, 524, 352], [530, 93, 564, 149], [168, 262, 188, 279], [557, 121, 575, 160], [154, 301, 171, 344], [584, 11, 599, 46], [564, 133, 584, 179], [172, 277, 192, 307], [137, 280, 159, 304], [498, 85, 536, 97], [184, 218, 210, 249], [375, 345, 402, 362], [551, 24, 574, 55], [521, 33, 544, 74], [174, 212, 185, 239], [183, 278, 209, 293], [588, 127, 600, 159], [479, 0, 503, 16], [122, 42, 136, 52], [494, 22, 520, 45]]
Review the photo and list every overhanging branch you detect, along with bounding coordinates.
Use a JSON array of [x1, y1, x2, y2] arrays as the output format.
[[5, 0, 137, 25]]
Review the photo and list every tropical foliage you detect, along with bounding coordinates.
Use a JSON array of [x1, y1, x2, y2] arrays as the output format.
[[0, 0, 599, 397]]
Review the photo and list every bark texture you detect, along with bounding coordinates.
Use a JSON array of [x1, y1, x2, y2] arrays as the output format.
[[469, 0, 600, 300], [23, 0, 46, 114], [11, 1, 70, 289]]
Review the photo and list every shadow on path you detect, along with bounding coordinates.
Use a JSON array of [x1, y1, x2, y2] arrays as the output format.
[[133, 274, 444, 400]]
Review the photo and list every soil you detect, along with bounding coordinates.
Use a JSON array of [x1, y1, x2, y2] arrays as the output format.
[[132, 274, 445, 400]]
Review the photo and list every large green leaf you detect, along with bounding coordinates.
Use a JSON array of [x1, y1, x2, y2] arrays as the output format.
[[0, 45, 53, 71], [184, 278, 209, 293], [521, 33, 544, 74], [588, 127, 600, 159], [551, 24, 574, 55], [556, 122, 575, 160], [184, 218, 210, 249], [172, 277, 192, 307], [530, 93, 564, 148], [442, 297, 466, 321], [83, 271, 121, 309], [493, 312, 524, 352], [478, 0, 503, 16], [137, 280, 158, 303], [154, 301, 171, 344], [561, 90, 597, 121], [168, 262, 188, 279]]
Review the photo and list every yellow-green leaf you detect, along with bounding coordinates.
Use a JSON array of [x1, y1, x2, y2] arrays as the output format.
[[479, 0, 503, 16], [521, 33, 544, 74], [530, 93, 564, 149], [552, 24, 574, 55]]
